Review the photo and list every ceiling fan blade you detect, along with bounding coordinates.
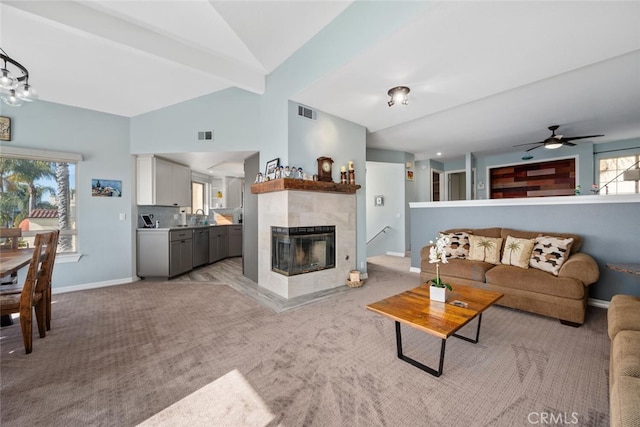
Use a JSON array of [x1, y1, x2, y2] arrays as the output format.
[[562, 141, 576, 147], [561, 134, 604, 142], [525, 145, 540, 152], [513, 141, 544, 147]]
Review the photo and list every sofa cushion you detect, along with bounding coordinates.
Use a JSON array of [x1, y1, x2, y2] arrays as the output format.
[[422, 258, 495, 283], [529, 236, 574, 276], [440, 231, 470, 259], [501, 235, 535, 269], [468, 235, 503, 264], [501, 228, 583, 254], [485, 265, 585, 299], [611, 330, 640, 381], [608, 295, 640, 340], [610, 375, 640, 427]]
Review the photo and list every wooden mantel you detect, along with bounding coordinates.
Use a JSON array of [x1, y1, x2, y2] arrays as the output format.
[[251, 178, 361, 195]]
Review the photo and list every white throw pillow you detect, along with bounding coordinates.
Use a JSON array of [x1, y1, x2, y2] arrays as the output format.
[[529, 236, 574, 276], [440, 232, 470, 259]]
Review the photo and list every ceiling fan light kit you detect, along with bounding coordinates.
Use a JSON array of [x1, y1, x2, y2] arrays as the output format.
[[0, 48, 38, 107], [514, 125, 604, 152], [387, 86, 410, 107]]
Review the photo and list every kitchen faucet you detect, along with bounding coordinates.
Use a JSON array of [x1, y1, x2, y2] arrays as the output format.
[[194, 209, 206, 225]]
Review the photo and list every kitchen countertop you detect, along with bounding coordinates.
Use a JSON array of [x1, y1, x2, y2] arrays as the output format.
[[138, 224, 241, 231]]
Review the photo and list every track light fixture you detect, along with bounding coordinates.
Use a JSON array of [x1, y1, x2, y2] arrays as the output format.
[[1, 48, 38, 107], [387, 86, 410, 107]]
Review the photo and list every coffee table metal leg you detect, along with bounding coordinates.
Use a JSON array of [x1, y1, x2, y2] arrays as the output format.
[[452, 313, 483, 344], [395, 321, 446, 377]]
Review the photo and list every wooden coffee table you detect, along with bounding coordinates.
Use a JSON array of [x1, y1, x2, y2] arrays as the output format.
[[366, 283, 503, 377]]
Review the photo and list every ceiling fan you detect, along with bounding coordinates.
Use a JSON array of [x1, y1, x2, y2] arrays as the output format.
[[514, 125, 604, 152]]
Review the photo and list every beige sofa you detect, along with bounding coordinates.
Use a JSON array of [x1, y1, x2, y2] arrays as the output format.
[[420, 227, 600, 325], [608, 294, 640, 426]]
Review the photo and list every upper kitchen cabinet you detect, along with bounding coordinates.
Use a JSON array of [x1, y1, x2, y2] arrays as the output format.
[[137, 155, 191, 207]]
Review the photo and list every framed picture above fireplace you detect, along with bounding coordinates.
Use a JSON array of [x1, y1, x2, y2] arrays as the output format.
[[265, 158, 280, 181]]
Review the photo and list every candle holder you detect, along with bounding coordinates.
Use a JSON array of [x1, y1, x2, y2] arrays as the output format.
[[348, 170, 355, 185], [340, 171, 347, 184]]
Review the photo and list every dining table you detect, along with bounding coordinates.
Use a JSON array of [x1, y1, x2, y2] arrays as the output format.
[[0, 248, 34, 326], [1, 247, 35, 279]]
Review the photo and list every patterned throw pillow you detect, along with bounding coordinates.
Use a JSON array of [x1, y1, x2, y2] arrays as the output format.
[[529, 236, 574, 276], [468, 235, 503, 265], [440, 232, 470, 259], [501, 235, 535, 269]]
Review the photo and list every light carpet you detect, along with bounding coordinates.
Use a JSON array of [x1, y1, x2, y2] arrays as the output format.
[[0, 255, 610, 426]]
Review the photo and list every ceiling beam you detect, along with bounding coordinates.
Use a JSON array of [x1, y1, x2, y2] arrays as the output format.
[[4, 1, 265, 94]]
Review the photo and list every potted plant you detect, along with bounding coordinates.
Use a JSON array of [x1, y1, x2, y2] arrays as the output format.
[[428, 235, 452, 302]]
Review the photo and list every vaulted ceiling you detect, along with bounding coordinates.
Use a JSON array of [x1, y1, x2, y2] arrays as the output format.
[[2, 1, 640, 173]]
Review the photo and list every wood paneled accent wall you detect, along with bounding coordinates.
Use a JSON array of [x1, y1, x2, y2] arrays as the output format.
[[490, 158, 576, 199]]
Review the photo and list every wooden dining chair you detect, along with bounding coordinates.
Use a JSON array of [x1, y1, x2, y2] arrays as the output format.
[[45, 230, 59, 331], [0, 232, 55, 354]]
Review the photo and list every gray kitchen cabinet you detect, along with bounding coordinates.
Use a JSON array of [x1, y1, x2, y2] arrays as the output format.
[[137, 155, 191, 207], [192, 228, 209, 268], [137, 229, 170, 277], [209, 226, 228, 263], [170, 229, 193, 276], [137, 229, 193, 278], [227, 225, 243, 257]]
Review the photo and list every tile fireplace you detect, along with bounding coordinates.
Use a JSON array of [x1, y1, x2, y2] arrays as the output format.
[[253, 180, 359, 300]]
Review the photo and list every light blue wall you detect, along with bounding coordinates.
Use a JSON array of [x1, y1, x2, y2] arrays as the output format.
[[409, 198, 640, 301], [366, 148, 416, 250], [288, 101, 367, 272], [0, 100, 134, 288], [130, 87, 261, 154], [366, 162, 405, 257]]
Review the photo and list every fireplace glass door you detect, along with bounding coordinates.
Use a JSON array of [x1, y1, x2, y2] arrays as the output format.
[[272, 226, 335, 276]]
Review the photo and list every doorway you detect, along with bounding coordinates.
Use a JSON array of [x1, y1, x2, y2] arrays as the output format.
[[446, 170, 466, 201], [432, 169, 443, 201]]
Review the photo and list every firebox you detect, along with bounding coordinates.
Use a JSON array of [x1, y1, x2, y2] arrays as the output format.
[[271, 226, 335, 276]]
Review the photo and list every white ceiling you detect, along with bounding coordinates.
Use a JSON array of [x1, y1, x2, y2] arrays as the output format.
[[2, 1, 640, 174]]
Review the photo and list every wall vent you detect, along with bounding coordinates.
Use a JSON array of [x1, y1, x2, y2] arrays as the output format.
[[298, 105, 316, 120], [198, 131, 214, 141]]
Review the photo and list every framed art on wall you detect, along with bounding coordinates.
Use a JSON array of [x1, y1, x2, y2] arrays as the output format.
[[92, 179, 122, 197], [0, 116, 11, 141]]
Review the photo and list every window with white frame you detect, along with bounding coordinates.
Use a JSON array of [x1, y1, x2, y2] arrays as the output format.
[[0, 147, 80, 253], [598, 154, 640, 195]]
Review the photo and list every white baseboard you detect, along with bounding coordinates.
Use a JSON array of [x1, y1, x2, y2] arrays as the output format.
[[52, 277, 139, 294], [588, 298, 610, 309], [386, 251, 406, 257], [409, 266, 421, 274]]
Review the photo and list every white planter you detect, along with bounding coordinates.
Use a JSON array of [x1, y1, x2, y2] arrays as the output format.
[[430, 285, 447, 302]]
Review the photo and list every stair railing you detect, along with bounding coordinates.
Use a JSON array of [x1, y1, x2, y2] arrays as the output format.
[[367, 225, 391, 245]]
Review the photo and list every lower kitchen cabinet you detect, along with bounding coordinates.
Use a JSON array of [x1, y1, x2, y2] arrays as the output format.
[[228, 225, 243, 257], [137, 228, 193, 278], [192, 228, 209, 268], [137, 224, 242, 279], [170, 229, 193, 276], [209, 226, 228, 263]]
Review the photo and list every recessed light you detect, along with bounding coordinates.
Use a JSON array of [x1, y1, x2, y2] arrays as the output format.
[[436, 152, 442, 156]]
